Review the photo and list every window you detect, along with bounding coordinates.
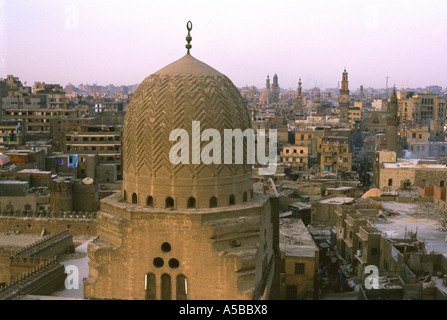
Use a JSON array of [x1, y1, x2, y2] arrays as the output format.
[[294, 263, 305, 275], [132, 193, 137, 204], [187, 197, 196, 208], [161, 274, 171, 300], [145, 273, 156, 300], [176, 275, 187, 300], [210, 197, 218, 208], [166, 197, 174, 208], [147, 196, 154, 207], [388, 178, 393, 186], [229, 194, 235, 205]]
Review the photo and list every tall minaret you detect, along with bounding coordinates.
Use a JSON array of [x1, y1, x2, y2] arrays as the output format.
[[339, 68, 349, 123], [265, 75, 271, 90], [387, 87, 400, 152], [271, 73, 279, 103], [292, 78, 303, 114]]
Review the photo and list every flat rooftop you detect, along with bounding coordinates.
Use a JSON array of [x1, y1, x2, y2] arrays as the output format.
[[383, 159, 447, 169], [280, 219, 319, 258], [319, 197, 355, 205], [373, 200, 447, 255]]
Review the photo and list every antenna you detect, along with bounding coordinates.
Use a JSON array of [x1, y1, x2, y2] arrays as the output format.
[[385, 76, 390, 99]]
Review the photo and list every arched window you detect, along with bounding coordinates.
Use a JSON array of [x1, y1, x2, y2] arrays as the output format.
[[388, 179, 393, 187], [210, 197, 218, 208], [161, 274, 171, 300], [166, 197, 174, 208], [243, 192, 248, 202], [176, 274, 187, 300], [229, 194, 236, 206], [132, 193, 137, 204], [145, 273, 156, 300], [441, 180, 445, 188], [147, 196, 154, 207], [187, 197, 196, 208], [123, 190, 127, 201]]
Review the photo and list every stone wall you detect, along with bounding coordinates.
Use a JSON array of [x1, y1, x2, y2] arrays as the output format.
[[0, 257, 66, 300], [84, 192, 279, 300], [0, 211, 96, 236]]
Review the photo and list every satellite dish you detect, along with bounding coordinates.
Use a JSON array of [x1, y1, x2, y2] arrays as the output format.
[[82, 177, 94, 185]]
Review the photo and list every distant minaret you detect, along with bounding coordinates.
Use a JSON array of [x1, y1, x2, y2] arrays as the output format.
[[292, 78, 303, 114], [387, 87, 400, 152], [271, 73, 279, 103], [339, 68, 349, 123], [265, 75, 271, 90]]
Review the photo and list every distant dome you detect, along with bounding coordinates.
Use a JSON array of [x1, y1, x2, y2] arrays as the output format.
[[123, 53, 253, 209], [361, 188, 382, 199]]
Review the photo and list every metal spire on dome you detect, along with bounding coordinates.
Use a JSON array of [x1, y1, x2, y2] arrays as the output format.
[[186, 21, 193, 54]]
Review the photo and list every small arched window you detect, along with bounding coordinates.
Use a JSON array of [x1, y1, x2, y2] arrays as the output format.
[[388, 179, 393, 187], [145, 273, 156, 300], [132, 193, 137, 204], [161, 274, 172, 300], [147, 196, 154, 207], [187, 197, 196, 208], [166, 197, 174, 208], [441, 180, 445, 188], [210, 197, 218, 208], [229, 194, 236, 206], [176, 274, 187, 300], [123, 190, 127, 201]]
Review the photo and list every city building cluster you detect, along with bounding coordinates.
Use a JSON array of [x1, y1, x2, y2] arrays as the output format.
[[1, 29, 447, 301]]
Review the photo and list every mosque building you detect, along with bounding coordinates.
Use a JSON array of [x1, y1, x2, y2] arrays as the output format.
[[83, 22, 280, 300]]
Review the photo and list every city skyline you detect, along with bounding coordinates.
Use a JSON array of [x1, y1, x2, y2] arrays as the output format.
[[1, 0, 447, 90]]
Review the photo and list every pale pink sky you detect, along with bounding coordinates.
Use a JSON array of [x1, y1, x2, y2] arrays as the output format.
[[1, 0, 447, 90]]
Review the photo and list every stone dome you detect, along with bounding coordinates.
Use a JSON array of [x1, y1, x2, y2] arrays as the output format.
[[123, 53, 254, 209]]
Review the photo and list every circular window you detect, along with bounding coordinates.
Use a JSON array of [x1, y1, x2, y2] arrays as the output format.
[[153, 257, 164, 268], [161, 242, 171, 253], [168, 258, 180, 269]]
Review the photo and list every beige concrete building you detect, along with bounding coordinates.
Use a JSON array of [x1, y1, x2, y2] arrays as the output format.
[[280, 145, 309, 171], [279, 219, 319, 299], [83, 28, 280, 300]]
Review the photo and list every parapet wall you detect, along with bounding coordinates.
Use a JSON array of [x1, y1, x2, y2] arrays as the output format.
[[0, 257, 65, 300], [0, 210, 96, 236], [12, 229, 73, 258]]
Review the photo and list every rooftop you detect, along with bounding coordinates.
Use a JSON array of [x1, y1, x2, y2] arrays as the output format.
[[319, 197, 355, 204], [279, 218, 319, 257], [383, 158, 447, 169], [373, 200, 447, 255]]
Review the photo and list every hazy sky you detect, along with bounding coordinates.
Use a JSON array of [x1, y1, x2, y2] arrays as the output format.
[[1, 0, 447, 90]]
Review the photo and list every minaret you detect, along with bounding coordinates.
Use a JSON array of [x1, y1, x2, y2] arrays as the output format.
[[387, 87, 400, 152], [339, 68, 349, 123], [265, 75, 271, 91], [271, 73, 279, 103], [292, 78, 303, 115]]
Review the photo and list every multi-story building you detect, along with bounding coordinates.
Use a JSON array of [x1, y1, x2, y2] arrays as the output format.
[[2, 108, 89, 138], [280, 145, 309, 171], [399, 92, 446, 125], [34, 82, 67, 109], [0, 120, 26, 147], [61, 125, 123, 180], [279, 219, 319, 300], [319, 141, 352, 174]]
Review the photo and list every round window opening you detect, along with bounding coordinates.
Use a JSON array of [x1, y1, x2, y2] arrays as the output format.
[[169, 258, 180, 269], [161, 242, 171, 253], [153, 257, 164, 268]]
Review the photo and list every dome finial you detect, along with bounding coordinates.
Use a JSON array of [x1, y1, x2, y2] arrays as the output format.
[[186, 21, 193, 54]]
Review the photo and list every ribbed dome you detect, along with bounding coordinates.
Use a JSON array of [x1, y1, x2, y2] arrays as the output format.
[[123, 53, 253, 209]]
